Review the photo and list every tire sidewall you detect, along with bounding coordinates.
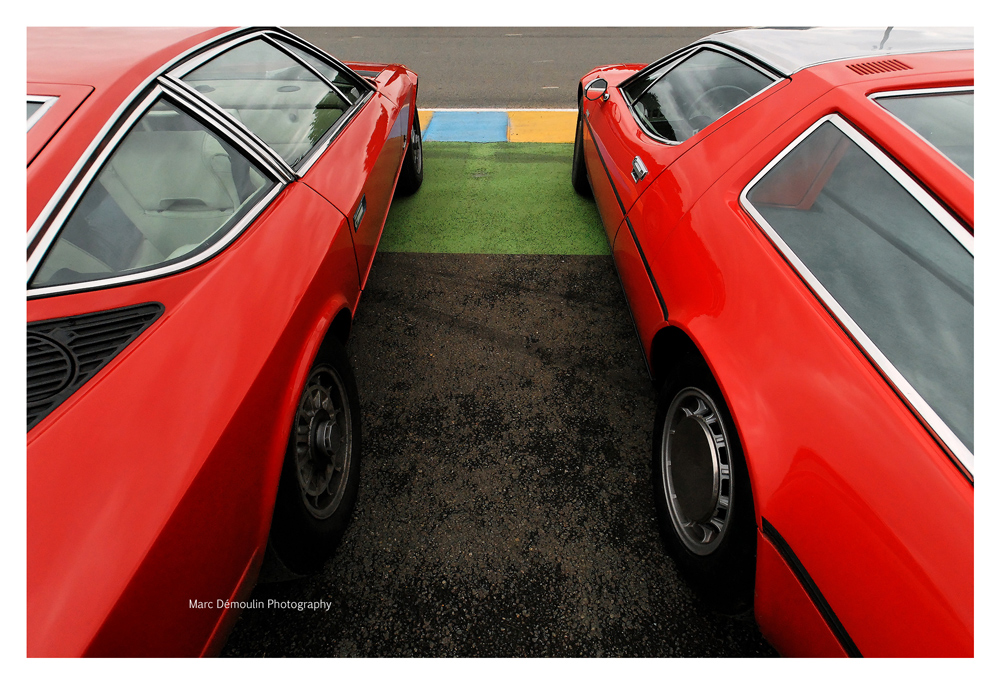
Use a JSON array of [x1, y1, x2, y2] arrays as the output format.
[[571, 102, 592, 197], [271, 338, 362, 574], [396, 108, 424, 196]]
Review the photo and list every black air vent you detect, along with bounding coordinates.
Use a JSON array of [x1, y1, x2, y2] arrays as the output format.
[[846, 58, 912, 76], [27, 302, 164, 431], [27, 335, 75, 405]]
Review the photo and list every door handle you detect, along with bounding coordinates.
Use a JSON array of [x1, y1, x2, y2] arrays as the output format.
[[353, 195, 366, 232], [631, 156, 648, 183]]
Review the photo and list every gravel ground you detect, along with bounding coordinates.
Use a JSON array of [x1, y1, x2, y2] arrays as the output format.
[[222, 253, 776, 657]]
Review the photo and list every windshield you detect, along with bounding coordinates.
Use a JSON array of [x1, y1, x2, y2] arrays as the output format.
[[624, 49, 773, 142]]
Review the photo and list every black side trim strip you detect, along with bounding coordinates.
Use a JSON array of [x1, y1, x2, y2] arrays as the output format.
[[761, 517, 863, 657], [585, 116, 668, 319], [623, 216, 668, 318]]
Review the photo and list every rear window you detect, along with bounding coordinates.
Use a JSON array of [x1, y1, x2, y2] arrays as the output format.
[[181, 38, 353, 167], [743, 118, 973, 455], [875, 90, 973, 177], [624, 48, 773, 143], [276, 40, 363, 104]]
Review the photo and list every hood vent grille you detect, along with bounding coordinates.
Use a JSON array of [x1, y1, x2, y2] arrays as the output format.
[[27, 302, 164, 431], [846, 59, 913, 76]]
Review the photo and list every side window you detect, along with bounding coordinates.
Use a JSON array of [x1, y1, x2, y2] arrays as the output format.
[[181, 39, 353, 167], [625, 49, 773, 143], [875, 90, 974, 177], [27, 96, 57, 130], [744, 119, 973, 454], [31, 98, 276, 289]]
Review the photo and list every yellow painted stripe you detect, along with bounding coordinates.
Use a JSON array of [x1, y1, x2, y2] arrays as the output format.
[[507, 110, 576, 143], [419, 110, 433, 133]]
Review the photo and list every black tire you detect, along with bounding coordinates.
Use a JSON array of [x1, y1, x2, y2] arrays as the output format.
[[270, 338, 362, 574], [395, 108, 424, 196], [651, 355, 756, 612], [571, 103, 592, 197]]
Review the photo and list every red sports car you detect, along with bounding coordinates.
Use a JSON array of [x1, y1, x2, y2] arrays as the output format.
[[27, 26, 422, 656], [572, 27, 973, 657]]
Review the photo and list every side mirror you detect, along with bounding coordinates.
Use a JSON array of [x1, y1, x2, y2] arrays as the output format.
[[584, 78, 609, 102]]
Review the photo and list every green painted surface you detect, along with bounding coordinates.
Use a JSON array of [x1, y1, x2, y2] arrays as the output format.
[[379, 142, 610, 255]]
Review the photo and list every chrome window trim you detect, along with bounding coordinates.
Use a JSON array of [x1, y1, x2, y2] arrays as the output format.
[[164, 29, 265, 80], [262, 33, 356, 106], [261, 31, 375, 175], [26, 86, 286, 298], [27, 95, 58, 131], [739, 113, 974, 477], [26, 26, 248, 256], [293, 89, 374, 176], [870, 86, 974, 179], [620, 45, 782, 147], [166, 28, 373, 177], [158, 75, 295, 182], [269, 28, 375, 96]]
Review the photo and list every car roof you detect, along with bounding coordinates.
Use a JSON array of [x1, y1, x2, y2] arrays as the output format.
[[28, 27, 234, 92], [706, 27, 973, 76]]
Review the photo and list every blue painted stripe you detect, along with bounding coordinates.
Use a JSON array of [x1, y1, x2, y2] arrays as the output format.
[[422, 111, 509, 142]]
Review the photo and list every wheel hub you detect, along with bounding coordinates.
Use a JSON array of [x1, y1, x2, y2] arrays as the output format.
[[293, 366, 351, 518], [661, 388, 733, 555], [669, 414, 720, 522]]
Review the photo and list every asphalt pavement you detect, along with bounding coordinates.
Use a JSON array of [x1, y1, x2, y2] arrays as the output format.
[[222, 252, 774, 657], [290, 27, 734, 108]]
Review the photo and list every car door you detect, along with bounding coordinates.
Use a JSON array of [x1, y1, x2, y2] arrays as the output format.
[[587, 47, 778, 355]]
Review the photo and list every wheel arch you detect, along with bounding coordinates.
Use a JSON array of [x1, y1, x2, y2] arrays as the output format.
[[649, 323, 702, 389], [649, 322, 763, 523], [259, 298, 355, 527]]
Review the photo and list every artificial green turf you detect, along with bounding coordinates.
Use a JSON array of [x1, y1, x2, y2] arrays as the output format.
[[379, 142, 609, 255]]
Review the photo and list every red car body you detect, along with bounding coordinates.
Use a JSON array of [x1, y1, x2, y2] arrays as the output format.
[[576, 28, 973, 657], [27, 27, 419, 656]]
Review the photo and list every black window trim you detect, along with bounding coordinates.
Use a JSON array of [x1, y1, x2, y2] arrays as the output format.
[[158, 67, 298, 182], [26, 85, 285, 299], [869, 85, 974, 179], [620, 44, 783, 146], [739, 113, 974, 479]]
